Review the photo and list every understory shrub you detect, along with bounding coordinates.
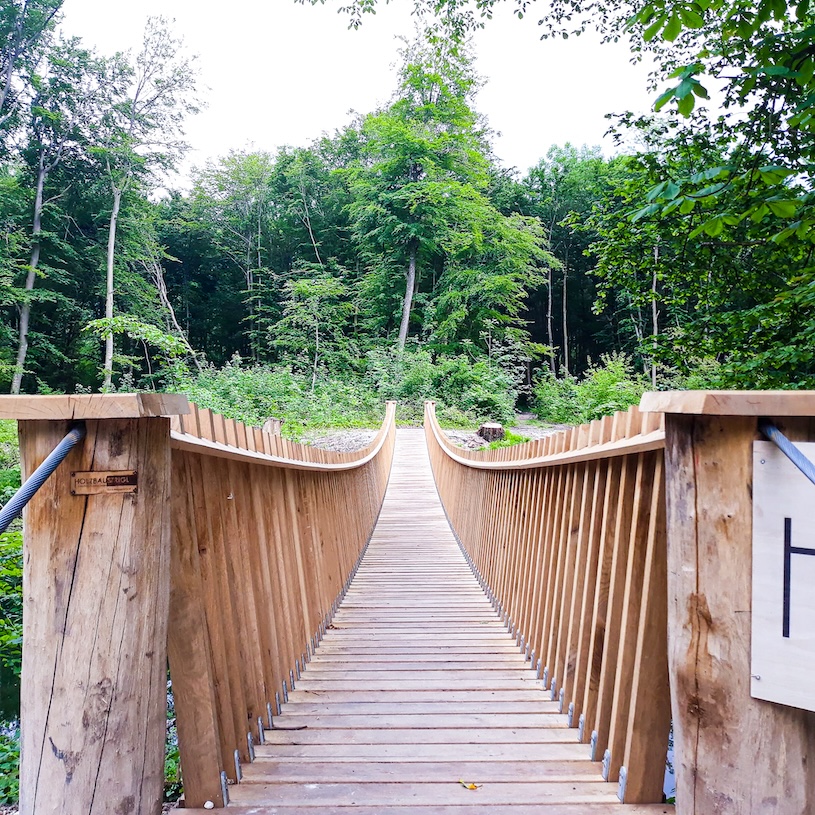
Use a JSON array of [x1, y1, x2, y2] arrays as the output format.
[[534, 353, 647, 425], [175, 348, 517, 433]]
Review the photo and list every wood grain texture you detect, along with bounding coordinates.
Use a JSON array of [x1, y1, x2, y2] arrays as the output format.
[[664, 414, 815, 815], [640, 389, 815, 416], [19, 418, 172, 815], [0, 392, 189, 419]]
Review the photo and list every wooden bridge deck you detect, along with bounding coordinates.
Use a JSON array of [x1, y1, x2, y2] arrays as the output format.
[[181, 429, 672, 814]]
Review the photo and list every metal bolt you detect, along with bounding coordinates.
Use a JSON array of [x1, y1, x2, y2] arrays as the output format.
[[257, 716, 265, 745], [247, 731, 255, 762], [220, 771, 230, 804], [602, 748, 611, 780], [617, 766, 628, 802], [590, 730, 599, 761], [267, 702, 274, 729], [567, 702, 575, 727], [234, 749, 242, 782]]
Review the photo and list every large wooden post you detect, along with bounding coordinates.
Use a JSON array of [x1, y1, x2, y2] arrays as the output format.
[[0, 394, 188, 815], [641, 391, 815, 815]]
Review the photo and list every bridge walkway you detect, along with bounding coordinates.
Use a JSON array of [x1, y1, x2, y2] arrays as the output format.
[[180, 429, 672, 814]]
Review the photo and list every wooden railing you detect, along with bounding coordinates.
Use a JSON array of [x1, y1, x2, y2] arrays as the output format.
[[2, 394, 396, 813], [425, 401, 671, 804], [426, 393, 815, 815]]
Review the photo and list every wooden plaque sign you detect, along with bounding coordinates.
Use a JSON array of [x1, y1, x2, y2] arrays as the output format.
[[70, 470, 138, 495], [752, 441, 815, 712]]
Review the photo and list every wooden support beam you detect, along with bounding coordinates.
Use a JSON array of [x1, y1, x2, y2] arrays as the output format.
[[662, 412, 815, 815], [18, 416, 174, 815]]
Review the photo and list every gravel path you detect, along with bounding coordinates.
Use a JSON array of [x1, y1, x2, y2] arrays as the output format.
[[300, 416, 566, 454]]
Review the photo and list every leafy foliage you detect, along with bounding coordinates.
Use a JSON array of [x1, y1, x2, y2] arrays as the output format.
[[0, 726, 18, 805], [533, 353, 648, 424]]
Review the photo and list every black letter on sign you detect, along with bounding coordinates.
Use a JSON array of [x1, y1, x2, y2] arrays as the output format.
[[783, 517, 815, 638]]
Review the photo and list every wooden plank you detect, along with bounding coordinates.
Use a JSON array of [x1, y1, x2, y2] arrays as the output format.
[[640, 389, 815, 416], [182, 805, 672, 815], [663, 414, 815, 814], [0, 392, 189, 419], [19, 418, 172, 815], [168, 451, 225, 807]]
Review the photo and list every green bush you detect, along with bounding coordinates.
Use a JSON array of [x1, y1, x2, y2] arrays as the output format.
[[175, 349, 517, 433], [364, 347, 516, 425], [533, 354, 647, 425], [0, 727, 18, 805], [0, 532, 22, 679]]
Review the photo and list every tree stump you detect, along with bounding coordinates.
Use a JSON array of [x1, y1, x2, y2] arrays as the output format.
[[263, 417, 283, 435], [478, 422, 504, 442]]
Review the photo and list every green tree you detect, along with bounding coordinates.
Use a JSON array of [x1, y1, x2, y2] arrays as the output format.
[[96, 16, 199, 389], [349, 39, 492, 350], [0, 0, 63, 139], [11, 37, 107, 393], [270, 271, 354, 390]]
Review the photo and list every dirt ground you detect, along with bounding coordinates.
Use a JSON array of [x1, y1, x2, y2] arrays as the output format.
[[301, 413, 564, 453]]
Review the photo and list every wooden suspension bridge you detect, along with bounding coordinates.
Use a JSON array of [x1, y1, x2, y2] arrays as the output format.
[[1, 391, 814, 815]]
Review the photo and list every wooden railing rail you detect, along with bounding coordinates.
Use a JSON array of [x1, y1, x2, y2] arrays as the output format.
[[1, 395, 396, 814], [168, 400, 396, 806], [424, 400, 671, 805]]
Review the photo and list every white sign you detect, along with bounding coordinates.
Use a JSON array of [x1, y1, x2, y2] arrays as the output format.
[[752, 441, 815, 712]]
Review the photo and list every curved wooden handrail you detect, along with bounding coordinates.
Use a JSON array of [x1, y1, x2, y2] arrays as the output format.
[[423, 399, 671, 806], [170, 400, 396, 472], [424, 400, 664, 469]]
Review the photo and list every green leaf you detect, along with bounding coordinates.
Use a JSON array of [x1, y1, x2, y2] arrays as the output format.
[[676, 93, 695, 115], [644, 14, 666, 40], [679, 197, 697, 213], [662, 13, 682, 41], [703, 216, 724, 236], [678, 7, 705, 27], [767, 200, 798, 218], [654, 88, 675, 111]]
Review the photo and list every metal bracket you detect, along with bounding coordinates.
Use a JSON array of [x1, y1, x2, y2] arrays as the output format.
[[567, 701, 575, 727], [275, 691, 281, 716], [267, 702, 274, 729], [558, 687, 565, 713], [289, 669, 295, 690], [549, 678, 557, 701], [257, 717, 265, 745], [590, 730, 599, 761], [295, 660, 301, 680], [617, 766, 628, 802], [220, 770, 230, 804], [542, 667, 549, 689], [578, 713, 585, 742], [282, 680, 288, 703], [234, 749, 242, 782], [602, 748, 611, 780], [535, 657, 542, 679], [247, 731, 255, 762]]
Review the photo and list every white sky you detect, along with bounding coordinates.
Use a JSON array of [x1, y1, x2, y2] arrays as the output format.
[[59, 0, 654, 179]]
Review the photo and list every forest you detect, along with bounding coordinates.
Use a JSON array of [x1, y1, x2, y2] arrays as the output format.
[[1, 0, 814, 801]]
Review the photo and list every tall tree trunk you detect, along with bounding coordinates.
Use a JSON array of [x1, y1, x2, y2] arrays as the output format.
[[651, 243, 659, 388], [397, 240, 417, 352], [561, 255, 569, 376], [102, 185, 122, 391], [546, 266, 555, 373], [11, 157, 46, 394], [311, 319, 319, 395]]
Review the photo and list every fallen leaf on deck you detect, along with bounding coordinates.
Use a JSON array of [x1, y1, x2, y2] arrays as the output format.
[[458, 780, 482, 790]]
